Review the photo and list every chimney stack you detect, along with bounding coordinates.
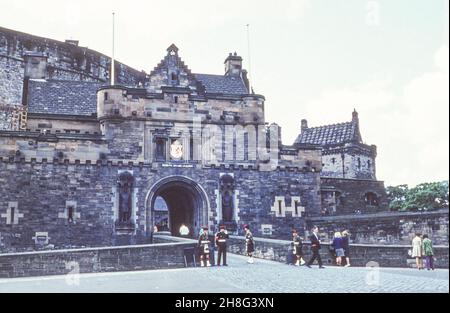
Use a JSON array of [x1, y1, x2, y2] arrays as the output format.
[[301, 119, 308, 132], [224, 52, 243, 76]]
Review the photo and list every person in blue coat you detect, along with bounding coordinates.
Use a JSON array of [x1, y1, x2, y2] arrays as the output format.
[[331, 232, 345, 266]]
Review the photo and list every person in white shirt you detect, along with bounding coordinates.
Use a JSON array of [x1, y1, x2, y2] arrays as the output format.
[[179, 224, 189, 237]]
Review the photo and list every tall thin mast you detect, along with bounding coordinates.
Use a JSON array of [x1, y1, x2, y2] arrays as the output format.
[[246, 24, 253, 93], [111, 12, 115, 85]]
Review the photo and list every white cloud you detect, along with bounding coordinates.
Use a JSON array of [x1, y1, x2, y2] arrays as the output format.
[[286, 0, 311, 22], [297, 45, 449, 187]]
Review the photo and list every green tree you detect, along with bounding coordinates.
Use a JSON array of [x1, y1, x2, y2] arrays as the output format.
[[386, 181, 449, 211], [386, 184, 408, 211]]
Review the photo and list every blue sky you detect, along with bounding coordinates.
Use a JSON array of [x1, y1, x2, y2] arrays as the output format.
[[0, 0, 448, 186]]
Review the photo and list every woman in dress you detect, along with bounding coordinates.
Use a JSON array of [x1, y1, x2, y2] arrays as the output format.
[[411, 233, 423, 270]]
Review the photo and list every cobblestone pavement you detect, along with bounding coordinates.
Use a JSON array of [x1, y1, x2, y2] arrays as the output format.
[[0, 254, 448, 293]]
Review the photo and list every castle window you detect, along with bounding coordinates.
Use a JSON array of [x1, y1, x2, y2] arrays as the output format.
[[174, 96, 178, 104], [155, 138, 166, 161], [189, 134, 194, 161], [368, 160, 372, 169], [294, 200, 299, 215], [104, 92, 108, 101], [331, 157, 336, 164], [10, 207, 15, 225], [365, 192, 378, 206], [68, 206, 74, 223], [244, 132, 249, 161], [278, 200, 283, 215], [171, 73, 178, 82], [357, 158, 361, 170]]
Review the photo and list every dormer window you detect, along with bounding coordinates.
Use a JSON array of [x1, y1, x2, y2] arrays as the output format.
[[171, 73, 178, 81]]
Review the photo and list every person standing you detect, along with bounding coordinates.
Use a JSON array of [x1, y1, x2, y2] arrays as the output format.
[[411, 233, 423, 270], [422, 234, 435, 271], [292, 229, 305, 266], [331, 232, 345, 266], [179, 224, 189, 237], [215, 225, 229, 266], [342, 230, 351, 267], [307, 226, 325, 269], [198, 226, 211, 267], [244, 224, 255, 264]]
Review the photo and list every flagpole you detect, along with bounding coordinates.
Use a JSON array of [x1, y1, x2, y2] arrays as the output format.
[[111, 12, 115, 85], [246, 24, 253, 93]]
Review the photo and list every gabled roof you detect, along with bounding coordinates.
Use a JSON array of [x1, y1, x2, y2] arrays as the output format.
[[295, 112, 362, 146], [149, 45, 196, 81], [28, 80, 102, 116], [194, 74, 248, 95], [149, 44, 249, 96]]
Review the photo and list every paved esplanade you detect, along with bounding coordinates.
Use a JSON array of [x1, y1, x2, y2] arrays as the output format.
[[0, 254, 448, 293]]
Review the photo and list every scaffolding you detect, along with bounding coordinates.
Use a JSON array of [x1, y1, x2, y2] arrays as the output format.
[[0, 102, 28, 131]]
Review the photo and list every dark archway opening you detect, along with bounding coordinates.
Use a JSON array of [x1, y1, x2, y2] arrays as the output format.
[[151, 180, 204, 237]]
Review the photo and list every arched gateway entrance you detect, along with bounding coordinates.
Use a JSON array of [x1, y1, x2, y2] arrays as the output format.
[[146, 176, 210, 237]]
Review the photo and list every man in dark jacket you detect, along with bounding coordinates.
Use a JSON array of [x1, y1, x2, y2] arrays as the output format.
[[307, 226, 325, 269], [215, 225, 229, 266]]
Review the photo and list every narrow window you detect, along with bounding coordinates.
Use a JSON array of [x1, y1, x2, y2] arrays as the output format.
[[189, 133, 194, 161], [104, 92, 108, 101], [171, 73, 178, 81], [357, 158, 361, 170], [155, 138, 166, 161], [174, 96, 178, 104], [368, 160, 371, 169], [331, 157, 336, 164], [68, 206, 74, 223], [10, 207, 15, 224], [294, 201, 299, 216], [278, 200, 283, 215], [244, 132, 249, 161]]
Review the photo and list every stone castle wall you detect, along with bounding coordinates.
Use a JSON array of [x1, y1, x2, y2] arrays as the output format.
[[0, 26, 146, 107], [305, 210, 449, 246], [0, 158, 321, 252], [321, 152, 375, 180], [321, 177, 388, 215], [0, 55, 23, 105], [227, 235, 449, 269], [0, 235, 196, 278]]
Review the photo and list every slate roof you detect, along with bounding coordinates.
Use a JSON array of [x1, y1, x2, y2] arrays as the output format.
[[194, 74, 248, 95], [28, 80, 103, 116], [295, 121, 362, 146]]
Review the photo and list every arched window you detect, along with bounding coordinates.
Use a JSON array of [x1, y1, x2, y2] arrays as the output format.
[[365, 192, 378, 206]]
